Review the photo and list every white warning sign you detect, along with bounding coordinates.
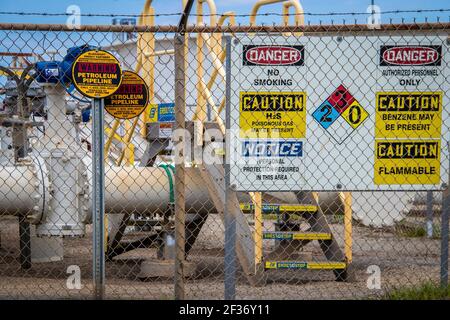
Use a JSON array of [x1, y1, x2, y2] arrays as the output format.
[[228, 35, 449, 192]]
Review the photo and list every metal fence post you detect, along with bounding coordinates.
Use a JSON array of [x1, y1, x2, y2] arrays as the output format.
[[426, 191, 433, 238], [224, 36, 236, 300], [441, 176, 449, 287], [92, 98, 105, 299], [174, 34, 186, 300]]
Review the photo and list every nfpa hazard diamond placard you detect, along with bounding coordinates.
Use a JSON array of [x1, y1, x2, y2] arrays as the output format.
[[312, 84, 369, 144]]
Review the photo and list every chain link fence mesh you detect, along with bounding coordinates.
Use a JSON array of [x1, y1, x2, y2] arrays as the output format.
[[0, 19, 449, 300]]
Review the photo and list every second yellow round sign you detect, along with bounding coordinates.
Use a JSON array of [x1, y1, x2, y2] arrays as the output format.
[[104, 71, 149, 120], [72, 49, 122, 98]]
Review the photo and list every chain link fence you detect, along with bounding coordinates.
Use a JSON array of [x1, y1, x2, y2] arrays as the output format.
[[0, 20, 449, 300]]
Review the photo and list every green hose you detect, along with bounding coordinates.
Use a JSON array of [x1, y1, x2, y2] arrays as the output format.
[[158, 164, 174, 204]]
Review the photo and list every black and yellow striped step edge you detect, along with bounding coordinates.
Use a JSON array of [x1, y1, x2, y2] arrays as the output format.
[[259, 213, 303, 220], [265, 261, 346, 270], [263, 231, 331, 241], [240, 203, 318, 214]]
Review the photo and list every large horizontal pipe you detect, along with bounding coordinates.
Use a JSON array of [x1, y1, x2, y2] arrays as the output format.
[[0, 165, 39, 216], [0, 160, 342, 221], [0, 161, 301, 220], [104, 166, 216, 215], [0, 163, 211, 218]]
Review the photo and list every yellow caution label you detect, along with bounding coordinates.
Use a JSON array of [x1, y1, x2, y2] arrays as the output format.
[[265, 261, 278, 269], [72, 50, 122, 98], [239, 203, 317, 213], [307, 262, 346, 270], [264, 261, 346, 270], [239, 92, 307, 139], [375, 92, 442, 138], [262, 232, 331, 240], [374, 140, 441, 185]]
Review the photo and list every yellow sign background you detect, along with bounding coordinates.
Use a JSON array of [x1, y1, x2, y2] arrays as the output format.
[[72, 50, 122, 98], [104, 71, 149, 120], [375, 92, 442, 139], [374, 139, 441, 185], [239, 92, 307, 139]]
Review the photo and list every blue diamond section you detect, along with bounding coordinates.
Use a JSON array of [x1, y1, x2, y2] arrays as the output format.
[[312, 100, 340, 129]]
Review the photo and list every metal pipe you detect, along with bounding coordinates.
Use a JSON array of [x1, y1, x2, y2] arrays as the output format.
[[0, 165, 37, 215], [1, 161, 307, 219], [282, 0, 304, 27], [144, 49, 175, 57], [104, 166, 214, 215], [249, 0, 288, 26]]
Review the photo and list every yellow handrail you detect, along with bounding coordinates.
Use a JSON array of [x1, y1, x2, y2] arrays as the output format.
[[341, 192, 353, 263], [104, 0, 156, 166], [250, 0, 287, 26], [282, 0, 304, 36], [249, 0, 304, 36]]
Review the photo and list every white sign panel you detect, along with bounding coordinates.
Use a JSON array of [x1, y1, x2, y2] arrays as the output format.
[[228, 35, 449, 191]]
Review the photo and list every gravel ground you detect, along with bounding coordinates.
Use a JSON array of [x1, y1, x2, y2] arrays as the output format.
[[0, 214, 446, 300]]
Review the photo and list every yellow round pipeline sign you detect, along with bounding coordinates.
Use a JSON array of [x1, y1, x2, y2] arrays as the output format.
[[71, 49, 122, 98], [104, 70, 149, 120]]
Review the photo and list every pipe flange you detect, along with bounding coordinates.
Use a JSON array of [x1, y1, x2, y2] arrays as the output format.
[[26, 154, 50, 224]]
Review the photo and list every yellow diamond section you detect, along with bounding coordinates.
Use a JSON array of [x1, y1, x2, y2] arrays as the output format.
[[341, 100, 369, 129]]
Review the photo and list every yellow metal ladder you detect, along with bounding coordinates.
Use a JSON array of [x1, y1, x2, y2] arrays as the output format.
[[241, 192, 353, 280]]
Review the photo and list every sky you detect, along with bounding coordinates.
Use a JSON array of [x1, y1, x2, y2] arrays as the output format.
[[0, 0, 449, 25], [0, 0, 449, 86]]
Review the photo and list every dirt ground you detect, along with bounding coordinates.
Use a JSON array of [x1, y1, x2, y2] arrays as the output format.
[[0, 214, 445, 300]]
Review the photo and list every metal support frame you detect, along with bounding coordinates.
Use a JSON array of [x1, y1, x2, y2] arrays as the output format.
[[92, 98, 105, 299], [18, 217, 31, 269]]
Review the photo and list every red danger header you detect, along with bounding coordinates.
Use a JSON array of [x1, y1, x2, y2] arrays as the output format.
[[243, 45, 305, 66], [380, 45, 442, 66], [77, 62, 118, 73]]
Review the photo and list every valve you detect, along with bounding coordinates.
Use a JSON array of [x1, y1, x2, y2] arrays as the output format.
[[35, 44, 96, 84]]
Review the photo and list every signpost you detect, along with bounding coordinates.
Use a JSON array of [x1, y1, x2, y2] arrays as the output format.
[[228, 35, 449, 192], [72, 49, 122, 299]]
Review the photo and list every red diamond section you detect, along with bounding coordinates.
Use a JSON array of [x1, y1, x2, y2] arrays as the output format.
[[327, 84, 356, 114]]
